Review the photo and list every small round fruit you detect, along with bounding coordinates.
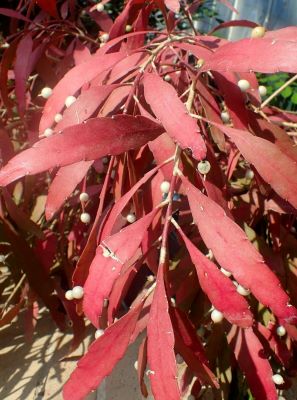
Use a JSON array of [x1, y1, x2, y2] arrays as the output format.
[[236, 285, 250, 296], [44, 128, 53, 137], [238, 79, 250, 92], [211, 309, 223, 323], [72, 286, 84, 299], [65, 95, 76, 108], [40, 87, 53, 99], [134, 361, 138, 370], [65, 290, 74, 301], [160, 180, 170, 194], [164, 74, 171, 82], [220, 267, 232, 277], [126, 213, 136, 224], [96, 3, 104, 12], [272, 374, 284, 385], [54, 113, 63, 123], [245, 169, 254, 180], [79, 192, 89, 203], [147, 275, 155, 282], [80, 212, 91, 224], [276, 325, 286, 337], [125, 24, 133, 33], [197, 160, 211, 175], [1, 42, 10, 48], [101, 33, 109, 43], [0, 254, 6, 263], [221, 111, 230, 123], [95, 329, 104, 339], [102, 156, 109, 165], [258, 85, 267, 97], [176, 354, 184, 364], [251, 26, 266, 39]]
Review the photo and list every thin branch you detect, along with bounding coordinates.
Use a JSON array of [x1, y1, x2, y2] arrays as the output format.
[[260, 74, 297, 109]]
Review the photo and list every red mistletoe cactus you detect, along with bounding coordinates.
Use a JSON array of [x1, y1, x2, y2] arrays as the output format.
[[1, 0, 297, 399]]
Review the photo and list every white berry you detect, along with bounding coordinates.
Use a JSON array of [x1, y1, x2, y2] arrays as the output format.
[[65, 290, 74, 300], [197, 160, 211, 175], [79, 192, 89, 202], [125, 24, 133, 33], [164, 74, 171, 82], [221, 111, 230, 123], [101, 33, 109, 43], [238, 79, 250, 92], [147, 275, 155, 282], [176, 354, 184, 364], [251, 26, 266, 39], [220, 268, 232, 277], [258, 85, 267, 97], [211, 309, 223, 323], [96, 3, 104, 12], [54, 113, 63, 123], [95, 329, 104, 339], [276, 326, 286, 337], [102, 157, 109, 165], [65, 95, 76, 108], [245, 169, 254, 180], [72, 286, 84, 299], [0, 254, 6, 263], [272, 374, 284, 385], [1, 42, 10, 48], [40, 87, 53, 99], [160, 181, 170, 194], [80, 212, 91, 224], [236, 284, 250, 296], [44, 128, 53, 137], [126, 213, 136, 224]]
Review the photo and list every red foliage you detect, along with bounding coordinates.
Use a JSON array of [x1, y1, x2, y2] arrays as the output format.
[[1, 1, 297, 399]]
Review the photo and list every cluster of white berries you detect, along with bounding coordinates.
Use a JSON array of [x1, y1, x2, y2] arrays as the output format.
[[251, 26, 266, 39], [237, 79, 250, 92], [65, 286, 84, 300], [272, 373, 284, 385], [258, 85, 267, 97], [197, 160, 211, 175], [96, 3, 104, 12], [79, 192, 89, 203], [126, 213, 136, 224], [43, 128, 53, 137], [211, 308, 223, 323], [160, 180, 170, 194], [221, 111, 230, 124], [65, 95, 76, 108], [276, 325, 286, 337], [40, 87, 53, 99], [95, 329, 104, 339]]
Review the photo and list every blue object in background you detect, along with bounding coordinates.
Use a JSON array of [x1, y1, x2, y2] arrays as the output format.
[[195, 0, 297, 40]]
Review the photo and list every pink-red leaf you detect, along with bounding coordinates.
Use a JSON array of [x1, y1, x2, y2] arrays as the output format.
[[182, 176, 297, 325], [83, 210, 158, 327], [45, 161, 93, 220], [39, 52, 124, 132], [63, 305, 142, 400], [147, 263, 181, 400], [213, 121, 297, 210], [202, 34, 297, 73], [229, 327, 278, 400], [0, 115, 163, 187], [177, 226, 253, 328], [143, 73, 206, 160]]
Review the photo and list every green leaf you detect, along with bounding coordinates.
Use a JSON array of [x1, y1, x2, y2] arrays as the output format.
[[291, 92, 297, 105], [280, 86, 293, 99]]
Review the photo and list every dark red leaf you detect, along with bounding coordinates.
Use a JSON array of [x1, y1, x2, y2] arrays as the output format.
[[63, 304, 142, 400], [182, 176, 297, 325], [35, 0, 58, 18], [83, 210, 158, 327], [147, 263, 181, 400], [176, 225, 253, 328], [0, 115, 163, 187], [143, 73, 206, 160], [229, 327, 278, 400]]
